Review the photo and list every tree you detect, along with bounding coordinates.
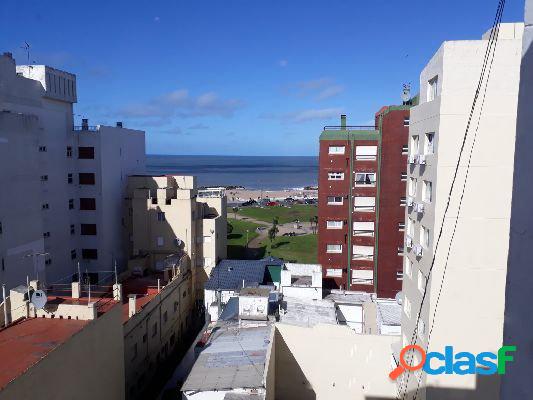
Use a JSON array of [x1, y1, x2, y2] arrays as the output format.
[[232, 207, 239, 219], [310, 215, 318, 234], [273, 216, 279, 226], [268, 225, 279, 244], [227, 222, 233, 234]]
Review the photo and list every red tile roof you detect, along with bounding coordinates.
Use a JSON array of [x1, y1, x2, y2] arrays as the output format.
[[121, 273, 164, 323], [0, 318, 88, 390]]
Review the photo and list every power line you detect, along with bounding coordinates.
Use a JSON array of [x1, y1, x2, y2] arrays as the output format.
[[398, 1, 506, 398]]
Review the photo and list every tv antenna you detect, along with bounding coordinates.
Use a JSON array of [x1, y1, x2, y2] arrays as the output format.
[[31, 290, 48, 310], [20, 41, 32, 65], [401, 83, 411, 105]]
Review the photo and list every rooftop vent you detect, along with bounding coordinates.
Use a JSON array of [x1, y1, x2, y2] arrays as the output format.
[[116, 122, 123, 128], [340, 114, 347, 129], [81, 118, 89, 129]]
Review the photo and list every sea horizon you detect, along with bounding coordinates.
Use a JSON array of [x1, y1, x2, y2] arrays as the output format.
[[146, 154, 318, 190]]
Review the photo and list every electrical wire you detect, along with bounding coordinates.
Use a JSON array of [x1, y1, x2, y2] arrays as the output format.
[[398, 1, 506, 398]]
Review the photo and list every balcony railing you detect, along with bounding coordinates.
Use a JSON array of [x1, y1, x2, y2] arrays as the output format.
[[323, 125, 376, 131], [73, 125, 99, 132]]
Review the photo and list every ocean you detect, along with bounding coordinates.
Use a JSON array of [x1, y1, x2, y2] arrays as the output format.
[[146, 155, 318, 190]]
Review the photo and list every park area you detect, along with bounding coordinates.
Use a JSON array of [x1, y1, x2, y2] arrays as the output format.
[[226, 204, 318, 263]]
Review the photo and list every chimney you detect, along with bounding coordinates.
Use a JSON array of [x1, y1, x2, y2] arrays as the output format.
[[128, 294, 137, 317], [3, 52, 13, 59], [81, 118, 89, 130], [116, 122, 123, 128], [340, 114, 347, 129]]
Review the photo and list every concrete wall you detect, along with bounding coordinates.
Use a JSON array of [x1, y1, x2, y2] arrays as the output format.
[[500, 2, 533, 398], [0, 303, 125, 400], [401, 24, 523, 399]]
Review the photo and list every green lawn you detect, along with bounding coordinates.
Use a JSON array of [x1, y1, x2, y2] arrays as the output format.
[[260, 234, 318, 264], [228, 204, 318, 224], [227, 218, 265, 259]]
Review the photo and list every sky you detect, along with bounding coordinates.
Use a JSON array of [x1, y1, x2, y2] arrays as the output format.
[[0, 0, 526, 156]]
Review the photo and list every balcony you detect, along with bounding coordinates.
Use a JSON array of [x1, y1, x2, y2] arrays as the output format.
[[418, 154, 427, 165], [413, 245, 423, 257], [408, 154, 418, 164], [407, 196, 414, 207], [414, 202, 425, 214], [405, 235, 413, 248]]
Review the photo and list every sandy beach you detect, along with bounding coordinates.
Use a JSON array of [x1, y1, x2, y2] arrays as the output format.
[[226, 188, 318, 203]]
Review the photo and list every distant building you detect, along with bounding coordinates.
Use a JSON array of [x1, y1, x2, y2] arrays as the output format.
[[0, 53, 145, 291], [280, 263, 322, 300], [318, 107, 412, 297], [400, 23, 523, 398], [125, 175, 227, 305]]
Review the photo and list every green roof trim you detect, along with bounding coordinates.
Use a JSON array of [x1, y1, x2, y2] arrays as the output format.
[[320, 129, 380, 141]]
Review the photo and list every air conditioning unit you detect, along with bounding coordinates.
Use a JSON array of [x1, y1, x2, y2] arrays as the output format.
[[413, 245, 423, 257], [405, 235, 413, 248], [415, 202, 425, 213], [407, 196, 414, 207], [408, 154, 417, 164], [418, 155, 427, 165]]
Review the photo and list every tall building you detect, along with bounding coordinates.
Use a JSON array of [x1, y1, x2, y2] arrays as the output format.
[[0, 53, 145, 291], [400, 23, 523, 399], [318, 106, 411, 297]]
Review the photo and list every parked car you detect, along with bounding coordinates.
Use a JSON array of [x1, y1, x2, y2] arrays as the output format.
[[282, 232, 297, 237], [266, 201, 279, 206], [242, 199, 257, 207]]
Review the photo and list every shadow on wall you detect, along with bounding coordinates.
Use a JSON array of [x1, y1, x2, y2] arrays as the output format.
[[366, 373, 500, 400], [274, 328, 317, 400]]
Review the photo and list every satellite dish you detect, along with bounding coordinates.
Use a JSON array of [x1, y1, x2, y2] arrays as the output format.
[[401, 84, 411, 104], [395, 291, 403, 306], [31, 290, 48, 310]]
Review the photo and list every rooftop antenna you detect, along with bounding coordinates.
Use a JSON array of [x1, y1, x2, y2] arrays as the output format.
[[31, 289, 48, 310], [401, 83, 411, 105], [20, 41, 31, 65]]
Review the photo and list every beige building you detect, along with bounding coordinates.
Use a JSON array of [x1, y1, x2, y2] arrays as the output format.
[[401, 23, 523, 399], [125, 175, 226, 304]]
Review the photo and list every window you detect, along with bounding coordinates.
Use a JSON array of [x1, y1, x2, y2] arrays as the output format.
[[79, 198, 96, 210], [326, 244, 343, 253], [79, 173, 95, 185], [42, 203, 49, 210], [174, 301, 178, 312], [69, 199, 74, 209], [410, 135, 419, 156], [326, 268, 343, 277], [327, 196, 343, 205], [82, 249, 98, 260], [78, 146, 95, 159], [424, 133, 435, 155], [418, 271, 426, 292], [405, 257, 412, 278], [422, 181, 432, 203], [45, 258, 52, 265], [70, 224, 75, 235], [142, 334, 147, 343], [402, 145, 409, 154], [418, 319, 426, 338], [408, 178, 417, 197], [403, 117, 410, 127], [329, 146, 345, 155], [43, 232, 50, 238], [427, 76, 438, 102], [39, 146, 47, 152], [132, 343, 138, 360], [398, 222, 405, 231], [352, 269, 373, 285], [81, 224, 97, 235], [204, 257, 212, 266], [157, 212, 166, 221], [404, 296, 412, 318], [352, 245, 374, 260], [328, 172, 344, 180], [355, 146, 377, 161], [163, 311, 168, 323], [400, 197, 407, 206], [203, 235, 212, 243], [397, 246, 404, 255], [66, 146, 72, 157], [420, 226, 430, 248], [354, 172, 376, 186], [407, 218, 415, 237], [71, 250, 77, 260], [353, 221, 374, 237], [326, 220, 343, 229], [353, 196, 375, 212], [67, 173, 73, 184], [40, 175, 48, 182], [157, 236, 164, 246], [396, 270, 404, 281], [401, 172, 407, 181], [152, 323, 158, 337]]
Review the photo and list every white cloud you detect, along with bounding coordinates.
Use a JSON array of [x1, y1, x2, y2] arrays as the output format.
[[278, 59, 288, 67], [285, 77, 345, 101]]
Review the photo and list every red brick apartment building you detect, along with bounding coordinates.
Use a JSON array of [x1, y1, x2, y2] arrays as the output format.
[[318, 106, 411, 298]]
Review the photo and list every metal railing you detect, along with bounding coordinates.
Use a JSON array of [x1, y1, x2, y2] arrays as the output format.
[[323, 125, 376, 131], [73, 125, 99, 132]]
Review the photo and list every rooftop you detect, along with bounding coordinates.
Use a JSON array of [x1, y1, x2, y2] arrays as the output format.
[[375, 300, 402, 327], [205, 258, 283, 291], [181, 324, 273, 393], [279, 297, 337, 327], [324, 290, 373, 305], [239, 287, 271, 297], [0, 317, 88, 390], [121, 272, 165, 323]]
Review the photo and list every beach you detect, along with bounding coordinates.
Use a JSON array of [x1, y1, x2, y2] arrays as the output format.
[[226, 188, 318, 203]]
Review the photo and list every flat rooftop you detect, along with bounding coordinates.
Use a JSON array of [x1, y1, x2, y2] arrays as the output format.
[[324, 290, 372, 305], [0, 317, 88, 390], [121, 273, 164, 323], [280, 297, 337, 327], [182, 324, 273, 393]]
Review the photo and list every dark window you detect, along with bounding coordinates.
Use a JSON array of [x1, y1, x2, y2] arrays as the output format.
[[79, 173, 95, 185], [163, 311, 168, 323], [41, 175, 48, 182], [66, 146, 72, 157], [70, 224, 75, 235], [39, 146, 47, 152], [80, 224, 97, 235], [1, 258, 4, 271], [78, 147, 95, 159], [67, 173, 73, 184], [142, 334, 147, 343], [152, 323, 158, 337], [42, 203, 49, 210], [79, 198, 96, 210], [81, 249, 98, 260], [69, 199, 74, 209], [45, 258, 52, 265], [71, 250, 77, 260], [43, 232, 50, 238], [0, 221, 2, 234], [157, 212, 165, 221]]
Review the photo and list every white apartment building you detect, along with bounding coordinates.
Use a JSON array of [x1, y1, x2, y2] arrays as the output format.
[[0, 52, 145, 291], [400, 23, 524, 399]]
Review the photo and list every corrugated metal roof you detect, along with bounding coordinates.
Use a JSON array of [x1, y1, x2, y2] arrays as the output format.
[[376, 301, 401, 326], [182, 325, 273, 392], [205, 258, 283, 291]]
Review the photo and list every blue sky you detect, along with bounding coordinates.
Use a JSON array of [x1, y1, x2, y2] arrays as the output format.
[[0, 0, 525, 156]]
